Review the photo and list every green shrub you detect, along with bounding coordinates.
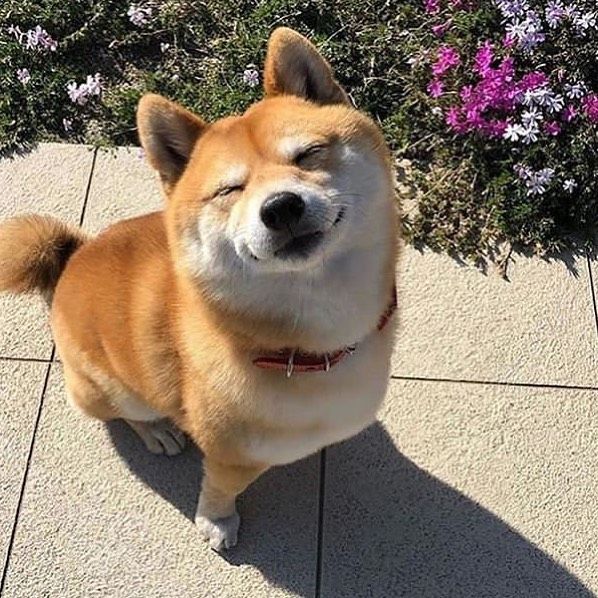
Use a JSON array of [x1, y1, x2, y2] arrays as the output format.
[[0, 0, 596, 258]]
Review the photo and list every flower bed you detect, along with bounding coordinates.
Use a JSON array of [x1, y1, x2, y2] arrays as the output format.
[[402, 0, 598, 257], [0, 1, 596, 258]]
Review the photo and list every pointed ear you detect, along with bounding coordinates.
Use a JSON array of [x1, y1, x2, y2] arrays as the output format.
[[263, 27, 349, 106], [137, 94, 207, 190]]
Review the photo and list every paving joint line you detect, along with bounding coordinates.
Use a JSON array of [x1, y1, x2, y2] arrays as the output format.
[[391, 374, 598, 392], [0, 351, 54, 595], [314, 448, 327, 598], [587, 251, 598, 338], [0, 356, 52, 364], [0, 148, 97, 595]]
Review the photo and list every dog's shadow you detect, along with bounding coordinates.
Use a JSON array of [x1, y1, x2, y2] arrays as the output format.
[[107, 421, 592, 597]]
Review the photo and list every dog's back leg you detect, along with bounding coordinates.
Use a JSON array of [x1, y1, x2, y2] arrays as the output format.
[[62, 361, 186, 456]]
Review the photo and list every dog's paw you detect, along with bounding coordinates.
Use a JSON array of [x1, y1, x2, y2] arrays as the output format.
[[195, 512, 240, 551], [127, 419, 187, 456]]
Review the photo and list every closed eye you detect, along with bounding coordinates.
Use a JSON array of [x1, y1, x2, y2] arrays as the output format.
[[215, 184, 244, 197], [293, 144, 328, 167]]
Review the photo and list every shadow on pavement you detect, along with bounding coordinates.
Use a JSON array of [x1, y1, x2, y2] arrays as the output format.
[[108, 420, 592, 598]]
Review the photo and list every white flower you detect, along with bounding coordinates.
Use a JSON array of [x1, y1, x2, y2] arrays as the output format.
[[85, 73, 102, 96], [545, 93, 565, 113], [564, 82, 586, 99], [16, 68, 31, 85], [521, 123, 540, 144], [62, 118, 73, 132], [563, 179, 577, 193], [431, 107, 443, 117], [573, 11, 597, 34], [521, 107, 543, 126], [242, 66, 259, 87], [127, 5, 152, 27], [503, 123, 526, 142], [525, 168, 554, 195], [160, 42, 170, 53]]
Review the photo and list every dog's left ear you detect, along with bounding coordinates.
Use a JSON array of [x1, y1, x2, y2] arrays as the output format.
[[263, 27, 349, 106]]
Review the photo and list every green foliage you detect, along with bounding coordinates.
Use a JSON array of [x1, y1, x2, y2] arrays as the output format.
[[0, 0, 596, 258]]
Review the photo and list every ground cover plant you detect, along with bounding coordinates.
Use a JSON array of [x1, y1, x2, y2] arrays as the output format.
[[0, 0, 596, 260]]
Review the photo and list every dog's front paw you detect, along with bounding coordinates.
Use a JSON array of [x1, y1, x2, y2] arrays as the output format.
[[195, 512, 240, 551]]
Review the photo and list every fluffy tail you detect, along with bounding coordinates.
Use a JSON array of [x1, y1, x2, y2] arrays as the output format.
[[0, 215, 87, 299]]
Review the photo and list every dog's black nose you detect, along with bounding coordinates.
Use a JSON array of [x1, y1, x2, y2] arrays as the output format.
[[260, 192, 305, 230]]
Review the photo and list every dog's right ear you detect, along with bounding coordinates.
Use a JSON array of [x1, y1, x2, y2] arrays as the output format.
[[137, 94, 207, 191]]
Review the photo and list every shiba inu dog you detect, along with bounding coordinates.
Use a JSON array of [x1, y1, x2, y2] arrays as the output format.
[[0, 28, 399, 550]]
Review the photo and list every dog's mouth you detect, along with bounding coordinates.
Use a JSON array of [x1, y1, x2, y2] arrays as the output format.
[[274, 208, 345, 260], [246, 208, 346, 262]]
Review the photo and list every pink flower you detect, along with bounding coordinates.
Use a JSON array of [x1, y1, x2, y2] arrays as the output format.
[[561, 105, 578, 122], [432, 21, 451, 37], [425, 0, 441, 13], [446, 106, 461, 126], [432, 45, 461, 77], [544, 121, 561, 136], [427, 79, 445, 98], [518, 72, 548, 92], [474, 42, 493, 76], [582, 94, 598, 123]]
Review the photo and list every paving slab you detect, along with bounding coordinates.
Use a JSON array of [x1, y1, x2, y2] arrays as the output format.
[[0, 359, 49, 576], [2, 364, 318, 598], [393, 247, 598, 387], [321, 378, 597, 597], [83, 147, 163, 234], [0, 143, 93, 359]]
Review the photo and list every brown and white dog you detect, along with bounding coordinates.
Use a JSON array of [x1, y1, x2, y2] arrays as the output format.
[[0, 28, 399, 550]]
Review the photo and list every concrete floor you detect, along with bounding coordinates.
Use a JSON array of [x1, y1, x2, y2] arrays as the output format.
[[1, 144, 597, 597]]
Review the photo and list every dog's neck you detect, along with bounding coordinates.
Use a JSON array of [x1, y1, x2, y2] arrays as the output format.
[[183, 239, 396, 354]]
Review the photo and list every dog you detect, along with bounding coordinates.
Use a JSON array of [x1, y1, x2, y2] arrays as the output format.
[[0, 27, 399, 551]]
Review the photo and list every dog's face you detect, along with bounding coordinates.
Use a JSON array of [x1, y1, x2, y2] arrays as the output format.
[[138, 28, 393, 281]]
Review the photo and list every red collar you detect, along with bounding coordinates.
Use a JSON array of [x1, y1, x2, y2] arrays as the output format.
[[253, 286, 397, 377]]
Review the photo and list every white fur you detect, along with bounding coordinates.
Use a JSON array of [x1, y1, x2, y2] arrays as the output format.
[[277, 136, 316, 160]]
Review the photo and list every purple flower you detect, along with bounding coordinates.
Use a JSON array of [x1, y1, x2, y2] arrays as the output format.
[[583, 94, 598, 123], [543, 121, 561, 136], [127, 5, 152, 27], [425, 0, 441, 14], [562, 105, 578, 122], [16, 68, 31, 85], [432, 45, 460, 77], [474, 42, 493, 76], [66, 74, 103, 105], [432, 21, 451, 37], [242, 66, 259, 87], [427, 79, 445, 98], [8, 24, 24, 42], [24, 25, 57, 52], [545, 1, 566, 28]]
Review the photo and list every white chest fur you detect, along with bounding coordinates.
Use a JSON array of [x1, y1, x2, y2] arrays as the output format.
[[241, 323, 395, 466]]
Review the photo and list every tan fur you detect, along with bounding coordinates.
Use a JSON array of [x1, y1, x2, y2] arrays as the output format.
[[0, 215, 86, 301], [1, 28, 400, 550]]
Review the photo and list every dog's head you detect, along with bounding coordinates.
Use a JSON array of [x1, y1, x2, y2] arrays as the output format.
[[138, 27, 395, 287]]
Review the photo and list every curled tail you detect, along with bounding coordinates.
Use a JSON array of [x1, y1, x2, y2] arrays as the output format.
[[0, 215, 87, 300]]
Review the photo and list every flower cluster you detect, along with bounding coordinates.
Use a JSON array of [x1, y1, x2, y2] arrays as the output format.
[[424, 0, 597, 199], [8, 24, 57, 52], [67, 74, 103, 105], [127, 5, 152, 27], [242, 65, 260, 87]]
